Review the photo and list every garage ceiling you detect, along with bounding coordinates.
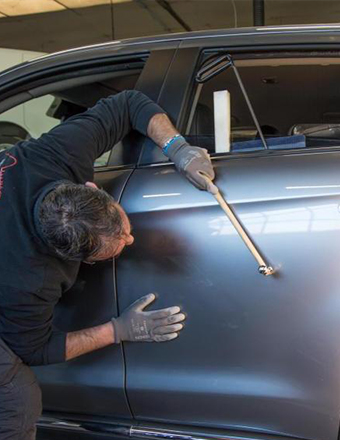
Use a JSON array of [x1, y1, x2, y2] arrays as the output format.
[[0, 0, 130, 17], [0, 1, 339, 53]]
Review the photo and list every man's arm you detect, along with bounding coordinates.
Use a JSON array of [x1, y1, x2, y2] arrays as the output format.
[[66, 322, 114, 361], [66, 294, 185, 361], [28, 91, 216, 191], [26, 91, 166, 184], [147, 113, 178, 147]]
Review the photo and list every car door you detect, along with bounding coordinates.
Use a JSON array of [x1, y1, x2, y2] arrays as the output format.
[[0, 44, 178, 427], [117, 44, 340, 440]]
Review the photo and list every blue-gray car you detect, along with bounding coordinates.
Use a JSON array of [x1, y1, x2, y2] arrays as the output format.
[[1, 24, 340, 440]]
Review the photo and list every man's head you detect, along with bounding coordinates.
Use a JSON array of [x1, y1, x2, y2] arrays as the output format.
[[38, 182, 134, 261]]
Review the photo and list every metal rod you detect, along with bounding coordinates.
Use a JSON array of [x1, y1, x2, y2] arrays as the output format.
[[230, 62, 268, 150], [202, 176, 274, 276], [214, 190, 274, 276]]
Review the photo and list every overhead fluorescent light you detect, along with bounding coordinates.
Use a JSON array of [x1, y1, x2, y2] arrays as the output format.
[[0, 0, 131, 17]]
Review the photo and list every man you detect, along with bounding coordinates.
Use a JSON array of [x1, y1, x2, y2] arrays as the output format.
[[0, 90, 217, 439]]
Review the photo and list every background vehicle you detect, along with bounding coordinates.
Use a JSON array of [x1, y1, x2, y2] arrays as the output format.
[[1, 25, 340, 440]]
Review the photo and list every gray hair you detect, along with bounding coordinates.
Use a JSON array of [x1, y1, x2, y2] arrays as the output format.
[[38, 183, 123, 261]]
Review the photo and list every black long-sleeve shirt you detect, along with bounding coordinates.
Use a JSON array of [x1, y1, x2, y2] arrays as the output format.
[[0, 91, 164, 366]]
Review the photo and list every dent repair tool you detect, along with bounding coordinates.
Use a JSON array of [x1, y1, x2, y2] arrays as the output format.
[[201, 174, 274, 276]]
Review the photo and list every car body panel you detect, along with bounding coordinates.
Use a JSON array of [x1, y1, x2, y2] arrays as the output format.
[[117, 149, 340, 440]]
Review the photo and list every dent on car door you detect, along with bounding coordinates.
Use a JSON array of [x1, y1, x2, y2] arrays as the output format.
[[117, 50, 340, 440]]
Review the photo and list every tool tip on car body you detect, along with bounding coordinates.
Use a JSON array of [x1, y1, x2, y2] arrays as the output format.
[[258, 265, 274, 276]]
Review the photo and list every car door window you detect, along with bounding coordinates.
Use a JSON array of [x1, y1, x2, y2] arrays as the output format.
[[0, 68, 144, 167], [187, 54, 340, 154]]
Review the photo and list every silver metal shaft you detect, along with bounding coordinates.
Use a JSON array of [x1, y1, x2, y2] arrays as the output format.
[[203, 175, 274, 276]]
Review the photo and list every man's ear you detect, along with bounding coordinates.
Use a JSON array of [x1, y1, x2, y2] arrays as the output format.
[[85, 181, 98, 189]]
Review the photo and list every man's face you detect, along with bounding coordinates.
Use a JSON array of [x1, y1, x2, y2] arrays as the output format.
[[111, 205, 135, 257], [86, 205, 134, 262], [84, 182, 134, 262]]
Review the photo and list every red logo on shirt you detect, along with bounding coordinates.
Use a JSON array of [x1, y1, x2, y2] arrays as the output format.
[[0, 153, 18, 200]]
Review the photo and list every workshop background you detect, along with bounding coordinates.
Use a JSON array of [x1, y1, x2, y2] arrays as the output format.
[[0, 0, 339, 56]]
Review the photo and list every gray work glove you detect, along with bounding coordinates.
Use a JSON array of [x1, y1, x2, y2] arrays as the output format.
[[112, 293, 185, 343], [164, 136, 218, 195]]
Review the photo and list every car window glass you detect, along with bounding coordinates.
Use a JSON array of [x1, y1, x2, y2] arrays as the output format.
[[188, 56, 340, 154], [0, 69, 144, 167], [0, 95, 112, 167], [0, 95, 58, 151]]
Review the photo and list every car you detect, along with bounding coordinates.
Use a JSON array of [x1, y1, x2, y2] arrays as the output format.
[[1, 24, 340, 440]]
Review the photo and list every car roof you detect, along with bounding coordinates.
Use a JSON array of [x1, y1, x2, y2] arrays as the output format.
[[28, 24, 340, 60], [2, 24, 340, 87]]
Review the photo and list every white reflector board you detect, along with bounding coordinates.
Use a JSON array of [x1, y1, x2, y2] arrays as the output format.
[[214, 90, 231, 153]]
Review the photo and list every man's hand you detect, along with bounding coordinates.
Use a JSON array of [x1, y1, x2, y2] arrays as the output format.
[[112, 293, 185, 343], [165, 138, 218, 195], [147, 114, 218, 194]]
